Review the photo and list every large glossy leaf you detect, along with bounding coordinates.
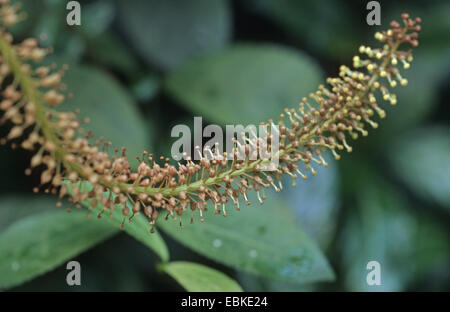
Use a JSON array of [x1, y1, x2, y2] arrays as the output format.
[[0, 196, 117, 290], [61, 65, 151, 165], [159, 193, 334, 284], [165, 44, 323, 125], [64, 181, 169, 262], [118, 0, 231, 71], [389, 126, 450, 211], [233, 153, 339, 291], [160, 261, 243, 292]]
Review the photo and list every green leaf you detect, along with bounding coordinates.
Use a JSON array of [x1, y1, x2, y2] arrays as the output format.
[[159, 194, 334, 284], [64, 181, 169, 262], [31, 0, 65, 47], [131, 74, 160, 102], [61, 65, 152, 165], [165, 44, 323, 125], [339, 179, 449, 291], [0, 196, 117, 290], [160, 261, 243, 292], [80, 1, 115, 38], [284, 152, 339, 249], [118, 0, 231, 71], [389, 126, 450, 211], [0, 196, 54, 231], [85, 32, 140, 76]]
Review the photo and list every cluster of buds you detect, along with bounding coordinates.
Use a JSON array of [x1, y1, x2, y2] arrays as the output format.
[[0, 1, 421, 232]]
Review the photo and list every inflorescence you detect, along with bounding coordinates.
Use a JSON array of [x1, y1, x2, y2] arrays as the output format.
[[0, 0, 421, 232]]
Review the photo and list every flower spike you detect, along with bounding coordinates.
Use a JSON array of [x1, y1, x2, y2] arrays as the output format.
[[0, 0, 421, 231]]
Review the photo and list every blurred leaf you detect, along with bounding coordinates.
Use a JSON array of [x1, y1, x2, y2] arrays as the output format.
[[131, 75, 160, 102], [0, 196, 117, 290], [154, 115, 194, 159], [339, 175, 449, 291], [166, 44, 323, 125], [389, 126, 450, 211], [236, 153, 339, 291], [160, 261, 243, 292], [159, 194, 334, 284], [61, 65, 152, 165], [64, 181, 170, 262], [12, 234, 149, 291], [85, 32, 140, 76], [31, 0, 65, 47], [0, 196, 53, 231], [237, 270, 315, 292], [81, 1, 115, 38], [118, 0, 231, 71], [69, 234, 148, 291], [419, 4, 450, 51], [283, 152, 339, 248], [60, 32, 86, 62], [248, 0, 363, 60]]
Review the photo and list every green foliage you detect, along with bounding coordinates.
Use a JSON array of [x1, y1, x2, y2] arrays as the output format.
[[389, 126, 450, 211], [0, 197, 117, 290], [85, 32, 140, 76], [160, 261, 243, 292], [117, 0, 231, 71], [65, 181, 169, 262], [159, 194, 334, 284], [166, 45, 322, 125], [283, 153, 338, 249], [340, 179, 449, 291]]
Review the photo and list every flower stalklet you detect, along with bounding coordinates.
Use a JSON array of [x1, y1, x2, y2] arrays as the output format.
[[0, 0, 421, 232]]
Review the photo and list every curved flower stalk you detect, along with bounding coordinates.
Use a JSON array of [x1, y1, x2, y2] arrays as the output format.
[[0, 0, 421, 232]]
